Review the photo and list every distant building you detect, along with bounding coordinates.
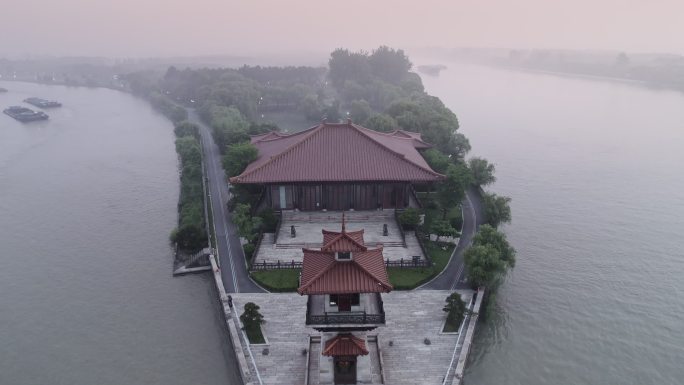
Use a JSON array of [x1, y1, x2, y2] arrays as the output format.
[[229, 119, 443, 211]]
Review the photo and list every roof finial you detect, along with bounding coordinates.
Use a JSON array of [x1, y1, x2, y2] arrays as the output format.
[[341, 212, 346, 232]]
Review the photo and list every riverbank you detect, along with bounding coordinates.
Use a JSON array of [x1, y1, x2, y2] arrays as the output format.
[[502, 65, 650, 86]]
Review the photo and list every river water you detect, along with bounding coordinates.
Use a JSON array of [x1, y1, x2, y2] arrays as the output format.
[[3, 63, 683, 385], [0, 82, 240, 385], [420, 63, 684, 385]]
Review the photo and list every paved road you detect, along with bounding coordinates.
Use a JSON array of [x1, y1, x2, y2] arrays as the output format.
[[421, 186, 484, 290], [189, 109, 265, 293]]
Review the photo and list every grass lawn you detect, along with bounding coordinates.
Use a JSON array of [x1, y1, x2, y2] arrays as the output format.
[[250, 269, 300, 292], [250, 242, 454, 292], [388, 241, 455, 290], [442, 314, 464, 333], [244, 324, 266, 344]]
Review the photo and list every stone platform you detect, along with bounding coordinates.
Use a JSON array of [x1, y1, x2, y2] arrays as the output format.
[[231, 289, 474, 385], [254, 210, 425, 265]]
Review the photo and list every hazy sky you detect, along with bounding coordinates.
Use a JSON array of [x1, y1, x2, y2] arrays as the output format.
[[1, 0, 683, 57]]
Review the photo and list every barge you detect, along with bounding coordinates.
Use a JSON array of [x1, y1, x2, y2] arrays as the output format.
[[24, 97, 62, 108], [3, 106, 49, 122]]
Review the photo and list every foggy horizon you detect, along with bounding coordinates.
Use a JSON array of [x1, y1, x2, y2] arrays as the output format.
[[2, 0, 684, 58]]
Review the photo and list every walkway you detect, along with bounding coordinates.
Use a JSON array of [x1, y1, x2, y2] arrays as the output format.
[[421, 186, 484, 290], [189, 109, 264, 293]]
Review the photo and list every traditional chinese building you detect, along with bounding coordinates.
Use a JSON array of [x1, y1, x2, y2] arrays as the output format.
[[298, 216, 392, 384], [229, 120, 443, 211]]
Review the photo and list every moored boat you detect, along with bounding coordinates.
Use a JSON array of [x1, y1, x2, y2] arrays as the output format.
[[3, 106, 49, 122], [24, 97, 62, 108], [417, 64, 448, 76]]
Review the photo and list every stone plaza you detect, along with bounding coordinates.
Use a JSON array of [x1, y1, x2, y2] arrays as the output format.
[[231, 289, 475, 385], [253, 210, 426, 265]]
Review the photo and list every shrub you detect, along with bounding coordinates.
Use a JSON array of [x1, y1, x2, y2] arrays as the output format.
[[430, 219, 457, 242], [243, 243, 256, 261], [443, 292, 467, 331], [240, 302, 264, 328], [258, 208, 279, 232], [449, 214, 463, 231], [398, 208, 421, 230]]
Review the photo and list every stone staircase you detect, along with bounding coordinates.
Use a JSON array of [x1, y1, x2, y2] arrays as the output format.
[[275, 241, 405, 249], [367, 335, 384, 384], [306, 335, 321, 385], [283, 210, 396, 223]]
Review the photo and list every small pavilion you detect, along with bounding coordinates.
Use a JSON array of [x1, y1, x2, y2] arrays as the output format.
[[298, 215, 392, 384]]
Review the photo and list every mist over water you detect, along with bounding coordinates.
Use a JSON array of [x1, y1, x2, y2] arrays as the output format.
[[1, 52, 683, 385], [0, 82, 240, 385], [419, 62, 684, 385]]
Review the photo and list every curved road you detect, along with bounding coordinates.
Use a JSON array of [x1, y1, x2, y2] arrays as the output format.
[[422, 186, 484, 290], [190, 109, 265, 293]]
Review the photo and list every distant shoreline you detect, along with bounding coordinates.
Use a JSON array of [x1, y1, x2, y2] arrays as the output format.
[[508, 66, 648, 85]]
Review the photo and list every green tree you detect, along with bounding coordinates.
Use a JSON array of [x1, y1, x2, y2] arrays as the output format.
[[464, 244, 506, 288], [443, 292, 467, 328], [223, 142, 258, 177], [322, 100, 341, 122], [349, 99, 372, 124], [473, 224, 516, 267], [398, 208, 421, 229], [240, 302, 264, 328], [364, 113, 397, 132], [175, 136, 202, 165], [233, 203, 263, 242], [482, 192, 512, 228], [174, 121, 200, 139], [435, 163, 473, 219], [422, 148, 451, 174], [368, 46, 412, 83], [248, 122, 279, 135], [448, 132, 471, 160], [298, 94, 322, 121], [207, 105, 250, 151], [328, 48, 372, 88], [468, 157, 496, 186], [430, 219, 458, 242]]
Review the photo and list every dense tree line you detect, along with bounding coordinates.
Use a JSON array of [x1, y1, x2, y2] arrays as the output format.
[[169, 122, 207, 252]]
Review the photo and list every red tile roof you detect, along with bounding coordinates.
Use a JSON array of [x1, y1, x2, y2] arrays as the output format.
[[229, 120, 443, 184], [297, 247, 392, 295], [298, 218, 392, 295], [323, 334, 369, 356], [321, 229, 367, 252]]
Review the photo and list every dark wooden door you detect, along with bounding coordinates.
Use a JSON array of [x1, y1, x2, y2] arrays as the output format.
[[334, 356, 357, 384], [338, 295, 351, 311]]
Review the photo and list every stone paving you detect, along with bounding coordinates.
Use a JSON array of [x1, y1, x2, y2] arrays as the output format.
[[254, 210, 425, 265], [231, 289, 474, 385]]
